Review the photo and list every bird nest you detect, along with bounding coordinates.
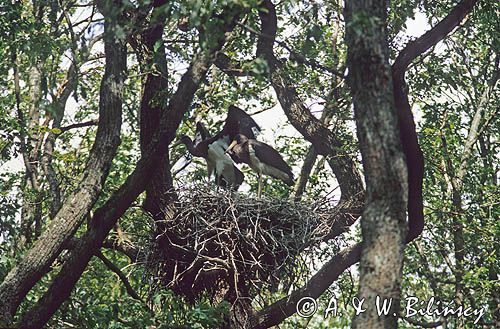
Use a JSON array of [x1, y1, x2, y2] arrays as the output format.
[[146, 184, 358, 302]]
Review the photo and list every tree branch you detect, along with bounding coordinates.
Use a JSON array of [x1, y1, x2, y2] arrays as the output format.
[[392, 0, 478, 242], [252, 244, 362, 328], [15, 4, 245, 328], [42, 31, 102, 218], [255, 0, 364, 205], [95, 251, 143, 302], [392, 0, 478, 77], [293, 94, 336, 201], [102, 237, 140, 262], [0, 1, 127, 325], [59, 119, 99, 133], [214, 52, 256, 77], [237, 22, 345, 78], [293, 146, 317, 201], [456, 60, 499, 184]]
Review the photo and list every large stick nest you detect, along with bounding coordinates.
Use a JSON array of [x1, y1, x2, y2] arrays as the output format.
[[146, 184, 358, 302]]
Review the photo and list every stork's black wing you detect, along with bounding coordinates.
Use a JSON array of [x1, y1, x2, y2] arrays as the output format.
[[194, 121, 211, 147], [233, 165, 244, 187], [252, 140, 294, 183], [221, 105, 261, 140]]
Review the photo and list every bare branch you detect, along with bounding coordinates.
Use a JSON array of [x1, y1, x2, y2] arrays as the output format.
[[95, 251, 143, 302], [59, 119, 99, 133]]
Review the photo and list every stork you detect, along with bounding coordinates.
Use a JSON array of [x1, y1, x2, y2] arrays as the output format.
[[226, 134, 294, 197], [172, 105, 261, 189], [171, 122, 210, 175], [172, 133, 244, 190], [217, 105, 261, 142]]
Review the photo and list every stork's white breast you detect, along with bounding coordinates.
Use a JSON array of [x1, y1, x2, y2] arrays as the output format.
[[207, 139, 235, 180]]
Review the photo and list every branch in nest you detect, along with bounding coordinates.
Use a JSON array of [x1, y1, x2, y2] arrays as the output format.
[[146, 184, 359, 302]]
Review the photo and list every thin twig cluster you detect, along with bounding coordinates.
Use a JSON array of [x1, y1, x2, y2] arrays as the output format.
[[146, 184, 348, 302]]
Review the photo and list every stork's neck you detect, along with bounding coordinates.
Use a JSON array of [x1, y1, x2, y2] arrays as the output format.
[[219, 135, 231, 145], [183, 139, 202, 157]]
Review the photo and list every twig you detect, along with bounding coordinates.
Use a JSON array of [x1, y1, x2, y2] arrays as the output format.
[[95, 251, 144, 303], [59, 119, 99, 133], [236, 22, 345, 78]]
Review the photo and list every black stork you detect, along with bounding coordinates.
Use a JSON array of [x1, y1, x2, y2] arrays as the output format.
[[225, 134, 294, 197], [173, 105, 261, 189], [171, 122, 209, 175], [173, 122, 244, 190], [217, 105, 261, 142]]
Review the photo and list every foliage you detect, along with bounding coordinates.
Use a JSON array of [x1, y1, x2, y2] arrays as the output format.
[[0, 0, 497, 328]]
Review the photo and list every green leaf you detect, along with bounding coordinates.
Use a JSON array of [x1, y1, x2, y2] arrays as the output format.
[[50, 128, 62, 135]]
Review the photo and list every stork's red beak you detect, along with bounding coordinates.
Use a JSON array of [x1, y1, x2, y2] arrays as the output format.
[[225, 140, 238, 153]]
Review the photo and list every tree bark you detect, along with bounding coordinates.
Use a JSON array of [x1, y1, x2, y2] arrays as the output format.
[[345, 1, 409, 328], [136, 0, 174, 219], [15, 5, 244, 328], [252, 0, 476, 326], [0, 2, 125, 325]]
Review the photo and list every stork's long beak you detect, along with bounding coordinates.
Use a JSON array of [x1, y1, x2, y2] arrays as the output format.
[[225, 140, 237, 153]]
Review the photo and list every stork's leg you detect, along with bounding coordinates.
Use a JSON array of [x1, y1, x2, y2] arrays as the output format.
[[257, 173, 263, 198], [215, 174, 220, 191], [207, 163, 214, 183]]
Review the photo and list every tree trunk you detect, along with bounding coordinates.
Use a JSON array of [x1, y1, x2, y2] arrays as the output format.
[[0, 2, 125, 324], [345, 1, 409, 328], [252, 0, 475, 326], [135, 0, 175, 218], [14, 4, 244, 328]]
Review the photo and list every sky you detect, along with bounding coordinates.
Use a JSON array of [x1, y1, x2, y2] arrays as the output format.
[[1, 7, 431, 182]]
